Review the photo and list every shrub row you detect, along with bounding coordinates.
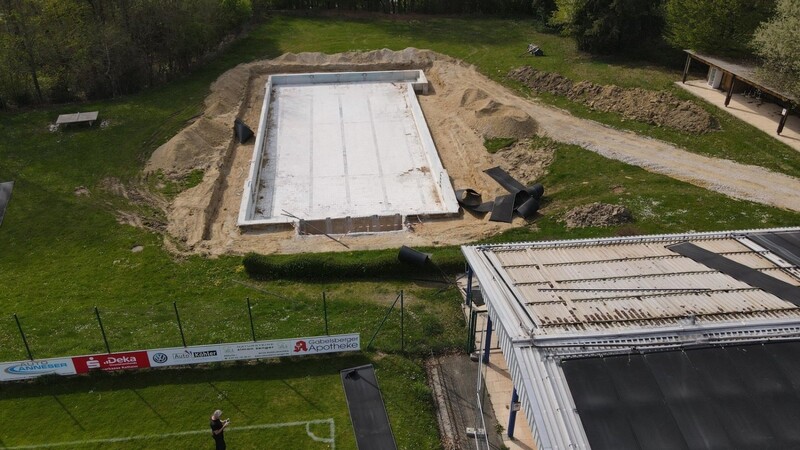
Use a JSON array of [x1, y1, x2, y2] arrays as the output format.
[[243, 247, 466, 281]]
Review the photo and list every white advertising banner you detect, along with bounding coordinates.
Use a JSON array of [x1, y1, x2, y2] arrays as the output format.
[[0, 358, 77, 381], [147, 333, 360, 367]]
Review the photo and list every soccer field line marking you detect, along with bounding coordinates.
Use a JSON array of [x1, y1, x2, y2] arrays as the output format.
[[306, 418, 336, 450], [5, 418, 335, 449]]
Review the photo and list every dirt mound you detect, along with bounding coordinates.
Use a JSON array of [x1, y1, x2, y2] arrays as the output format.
[[563, 202, 633, 229], [146, 117, 231, 178], [494, 139, 554, 185], [447, 87, 537, 140], [509, 66, 716, 134]]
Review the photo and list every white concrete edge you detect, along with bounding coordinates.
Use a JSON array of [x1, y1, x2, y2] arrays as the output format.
[[238, 77, 273, 227], [269, 70, 427, 87], [405, 84, 460, 214]]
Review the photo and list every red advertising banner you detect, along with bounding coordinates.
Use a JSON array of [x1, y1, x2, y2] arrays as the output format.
[[72, 351, 150, 374]]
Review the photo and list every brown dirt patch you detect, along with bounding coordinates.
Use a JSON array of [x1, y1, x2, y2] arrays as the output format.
[[563, 202, 633, 229], [508, 66, 716, 134]]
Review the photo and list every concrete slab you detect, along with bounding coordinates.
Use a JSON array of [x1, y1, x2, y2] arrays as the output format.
[[677, 80, 800, 152], [238, 71, 459, 231]]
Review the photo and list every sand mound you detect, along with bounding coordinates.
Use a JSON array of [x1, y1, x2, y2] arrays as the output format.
[[563, 202, 633, 229], [509, 66, 716, 134], [447, 85, 537, 140], [146, 117, 232, 178]]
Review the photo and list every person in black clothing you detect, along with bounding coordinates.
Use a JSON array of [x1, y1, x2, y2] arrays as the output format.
[[210, 409, 230, 450]]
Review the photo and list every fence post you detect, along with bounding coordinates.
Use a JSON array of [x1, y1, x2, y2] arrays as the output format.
[[367, 292, 402, 351], [247, 297, 256, 342], [323, 292, 329, 335], [174, 302, 187, 347], [400, 290, 404, 353], [94, 306, 111, 354], [13, 314, 33, 360]]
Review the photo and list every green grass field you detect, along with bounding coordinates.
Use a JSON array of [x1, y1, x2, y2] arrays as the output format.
[[1, 13, 799, 450]]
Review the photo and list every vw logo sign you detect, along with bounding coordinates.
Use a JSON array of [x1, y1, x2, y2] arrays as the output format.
[[152, 353, 168, 364]]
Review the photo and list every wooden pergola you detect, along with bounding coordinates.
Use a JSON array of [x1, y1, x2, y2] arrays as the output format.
[[682, 50, 796, 135]]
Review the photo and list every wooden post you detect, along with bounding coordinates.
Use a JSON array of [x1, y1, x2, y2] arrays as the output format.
[[682, 53, 692, 83], [778, 107, 790, 135], [725, 75, 737, 107]]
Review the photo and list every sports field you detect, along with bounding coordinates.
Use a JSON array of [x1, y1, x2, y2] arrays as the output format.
[[0, 354, 440, 449]]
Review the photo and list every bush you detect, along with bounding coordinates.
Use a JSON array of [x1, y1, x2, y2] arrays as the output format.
[[243, 247, 465, 281]]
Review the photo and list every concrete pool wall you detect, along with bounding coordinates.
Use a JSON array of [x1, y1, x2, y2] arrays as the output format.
[[237, 70, 459, 233]]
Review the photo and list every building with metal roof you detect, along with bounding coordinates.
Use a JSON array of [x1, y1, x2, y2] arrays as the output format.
[[462, 227, 800, 449], [681, 50, 796, 135]]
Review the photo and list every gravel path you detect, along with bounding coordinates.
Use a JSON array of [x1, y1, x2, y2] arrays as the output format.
[[440, 61, 800, 213]]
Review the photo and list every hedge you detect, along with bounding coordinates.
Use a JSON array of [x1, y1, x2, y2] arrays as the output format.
[[243, 246, 466, 281]]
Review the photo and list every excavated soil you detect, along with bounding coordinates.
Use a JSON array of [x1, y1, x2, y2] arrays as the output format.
[[563, 202, 633, 229], [141, 48, 800, 256], [508, 66, 717, 134]]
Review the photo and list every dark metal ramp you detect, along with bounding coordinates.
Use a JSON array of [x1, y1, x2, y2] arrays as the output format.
[[562, 342, 800, 450], [668, 241, 800, 305], [341, 364, 397, 450], [0, 181, 13, 227]]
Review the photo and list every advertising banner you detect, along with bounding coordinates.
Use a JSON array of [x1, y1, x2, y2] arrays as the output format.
[[147, 346, 224, 368], [0, 334, 360, 382], [72, 351, 150, 374], [146, 334, 361, 367], [0, 358, 76, 381], [221, 334, 361, 361]]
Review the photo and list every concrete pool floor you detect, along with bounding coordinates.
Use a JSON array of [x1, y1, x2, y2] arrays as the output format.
[[243, 74, 459, 229]]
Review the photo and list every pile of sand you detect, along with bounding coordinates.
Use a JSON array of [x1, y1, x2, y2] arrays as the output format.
[[508, 66, 716, 134], [563, 202, 633, 229], [459, 88, 538, 139]]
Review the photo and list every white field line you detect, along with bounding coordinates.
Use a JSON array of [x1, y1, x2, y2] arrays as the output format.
[[6, 418, 335, 449]]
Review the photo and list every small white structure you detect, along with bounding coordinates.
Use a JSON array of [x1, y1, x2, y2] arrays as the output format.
[[238, 70, 458, 233]]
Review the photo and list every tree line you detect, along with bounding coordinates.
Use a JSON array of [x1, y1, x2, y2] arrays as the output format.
[[2, 0, 797, 108], [548, 0, 799, 101], [0, 0, 253, 108]]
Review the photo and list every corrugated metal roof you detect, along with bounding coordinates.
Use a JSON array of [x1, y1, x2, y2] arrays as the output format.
[[468, 229, 800, 336]]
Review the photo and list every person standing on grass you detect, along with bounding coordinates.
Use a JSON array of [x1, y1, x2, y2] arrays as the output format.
[[210, 409, 230, 450]]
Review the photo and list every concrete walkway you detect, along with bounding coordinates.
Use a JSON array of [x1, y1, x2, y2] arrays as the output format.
[[469, 306, 538, 450], [677, 79, 800, 152]]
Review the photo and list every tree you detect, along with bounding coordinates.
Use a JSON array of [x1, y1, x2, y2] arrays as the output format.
[[550, 0, 665, 54], [752, 0, 800, 102], [665, 0, 775, 57]]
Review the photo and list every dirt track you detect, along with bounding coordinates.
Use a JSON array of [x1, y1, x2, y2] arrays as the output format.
[[435, 61, 800, 212], [146, 49, 800, 256]]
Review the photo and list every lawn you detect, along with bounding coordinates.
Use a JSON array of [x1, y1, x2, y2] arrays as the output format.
[[1, 13, 799, 450], [0, 354, 438, 449]]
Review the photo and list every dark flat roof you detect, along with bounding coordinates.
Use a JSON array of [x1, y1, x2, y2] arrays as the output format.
[[685, 50, 797, 104], [563, 341, 800, 450]]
